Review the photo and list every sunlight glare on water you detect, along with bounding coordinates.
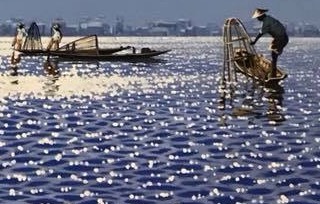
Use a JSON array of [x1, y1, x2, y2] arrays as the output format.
[[0, 37, 319, 204]]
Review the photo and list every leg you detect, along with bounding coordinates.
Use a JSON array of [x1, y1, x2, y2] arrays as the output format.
[[12, 37, 17, 49], [52, 41, 59, 50], [47, 39, 54, 51], [52, 41, 56, 50], [55, 41, 60, 50], [10, 52, 15, 64], [271, 51, 278, 78], [16, 40, 22, 50]]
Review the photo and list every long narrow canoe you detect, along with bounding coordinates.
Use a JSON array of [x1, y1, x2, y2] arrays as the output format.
[[49, 49, 171, 62], [18, 34, 132, 57], [15, 28, 170, 62], [17, 46, 131, 56]]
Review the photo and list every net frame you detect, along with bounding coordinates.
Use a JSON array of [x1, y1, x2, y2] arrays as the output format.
[[22, 22, 43, 50], [58, 35, 99, 54]]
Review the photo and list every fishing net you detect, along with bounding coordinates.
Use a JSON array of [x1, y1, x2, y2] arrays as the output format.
[[58, 35, 99, 54], [22, 22, 43, 50]]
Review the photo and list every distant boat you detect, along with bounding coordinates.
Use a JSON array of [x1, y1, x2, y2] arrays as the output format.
[[18, 35, 131, 56], [17, 22, 170, 62], [47, 35, 170, 62], [48, 48, 170, 63]]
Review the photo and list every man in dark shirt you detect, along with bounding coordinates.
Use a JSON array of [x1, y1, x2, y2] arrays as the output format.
[[251, 8, 289, 78]]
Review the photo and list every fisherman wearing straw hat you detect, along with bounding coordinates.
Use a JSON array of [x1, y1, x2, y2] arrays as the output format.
[[250, 8, 289, 78]]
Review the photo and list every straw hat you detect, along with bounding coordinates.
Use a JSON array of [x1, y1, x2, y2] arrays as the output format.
[[252, 8, 268, 18]]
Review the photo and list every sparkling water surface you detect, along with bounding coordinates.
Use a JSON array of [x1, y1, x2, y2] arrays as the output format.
[[0, 37, 319, 204]]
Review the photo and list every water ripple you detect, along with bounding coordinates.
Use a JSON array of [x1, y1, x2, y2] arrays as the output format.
[[0, 37, 319, 203]]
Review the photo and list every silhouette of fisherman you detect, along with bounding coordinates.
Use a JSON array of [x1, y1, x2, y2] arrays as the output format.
[[250, 8, 289, 79]]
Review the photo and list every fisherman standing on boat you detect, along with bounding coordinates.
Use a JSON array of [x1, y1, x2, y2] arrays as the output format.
[[250, 8, 289, 78], [11, 23, 28, 50], [47, 24, 63, 50]]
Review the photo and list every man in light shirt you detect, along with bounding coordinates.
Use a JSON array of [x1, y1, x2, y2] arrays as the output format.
[[47, 24, 63, 51], [12, 23, 28, 50], [250, 8, 289, 78]]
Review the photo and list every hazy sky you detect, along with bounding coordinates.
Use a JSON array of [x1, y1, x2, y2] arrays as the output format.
[[1, 0, 319, 26]]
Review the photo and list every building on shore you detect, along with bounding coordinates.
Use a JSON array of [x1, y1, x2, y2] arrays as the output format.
[[0, 17, 319, 37]]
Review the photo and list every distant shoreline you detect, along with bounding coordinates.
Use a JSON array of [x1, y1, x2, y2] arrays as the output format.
[[1, 35, 320, 38]]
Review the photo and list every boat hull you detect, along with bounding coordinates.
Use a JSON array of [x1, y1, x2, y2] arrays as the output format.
[[49, 50, 171, 62], [17, 47, 130, 57], [234, 53, 287, 84]]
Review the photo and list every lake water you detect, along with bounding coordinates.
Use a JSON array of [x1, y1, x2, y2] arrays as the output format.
[[0, 37, 319, 204]]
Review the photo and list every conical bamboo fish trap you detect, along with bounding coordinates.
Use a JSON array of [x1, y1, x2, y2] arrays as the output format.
[[222, 18, 287, 84], [23, 22, 43, 51]]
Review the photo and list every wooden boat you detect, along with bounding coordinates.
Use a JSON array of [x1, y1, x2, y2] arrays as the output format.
[[18, 47, 130, 56], [233, 49, 287, 83], [47, 36, 170, 62], [222, 18, 287, 84], [49, 49, 171, 62], [18, 34, 131, 57], [17, 22, 169, 62]]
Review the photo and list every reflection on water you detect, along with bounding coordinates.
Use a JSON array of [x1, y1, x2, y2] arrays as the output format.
[[218, 81, 286, 126], [1, 58, 192, 99], [9, 50, 22, 77], [265, 85, 285, 123], [43, 59, 60, 76], [0, 37, 319, 204], [43, 60, 60, 97], [7, 57, 61, 97]]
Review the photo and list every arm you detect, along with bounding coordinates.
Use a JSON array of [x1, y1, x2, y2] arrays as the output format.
[[251, 32, 263, 45], [252, 17, 270, 45], [12, 30, 18, 47], [58, 30, 63, 42], [23, 28, 28, 37]]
